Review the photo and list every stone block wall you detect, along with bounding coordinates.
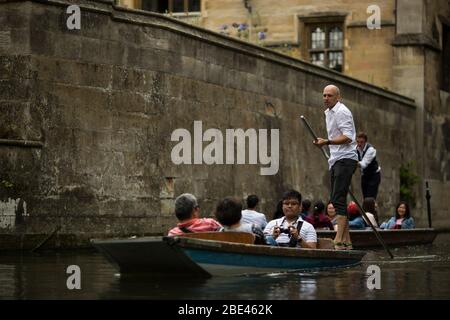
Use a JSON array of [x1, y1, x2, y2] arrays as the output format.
[[0, 0, 424, 239]]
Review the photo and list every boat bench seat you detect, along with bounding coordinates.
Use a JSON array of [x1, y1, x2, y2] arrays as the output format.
[[178, 233, 335, 249], [316, 238, 335, 250], [178, 232, 256, 244]]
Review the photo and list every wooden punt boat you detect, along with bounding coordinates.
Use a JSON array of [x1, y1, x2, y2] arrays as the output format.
[[316, 228, 437, 248], [91, 232, 366, 278]]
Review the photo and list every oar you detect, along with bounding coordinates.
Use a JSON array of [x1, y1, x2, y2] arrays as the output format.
[[31, 226, 61, 253], [300, 115, 394, 259]]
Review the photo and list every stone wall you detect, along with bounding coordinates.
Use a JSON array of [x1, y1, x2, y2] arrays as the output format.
[[393, 0, 450, 229], [0, 0, 426, 240]]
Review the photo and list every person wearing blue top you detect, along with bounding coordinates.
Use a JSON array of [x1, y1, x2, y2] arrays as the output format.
[[380, 202, 415, 230]]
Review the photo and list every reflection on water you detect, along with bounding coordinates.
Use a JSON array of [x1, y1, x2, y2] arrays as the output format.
[[1, 234, 450, 299]]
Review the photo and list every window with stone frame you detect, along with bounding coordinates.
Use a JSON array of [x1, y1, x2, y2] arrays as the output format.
[[141, 0, 201, 14], [303, 21, 344, 72]]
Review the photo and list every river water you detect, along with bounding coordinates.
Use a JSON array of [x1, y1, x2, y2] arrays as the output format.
[[1, 233, 450, 300]]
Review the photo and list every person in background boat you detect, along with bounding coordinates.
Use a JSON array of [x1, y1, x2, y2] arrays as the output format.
[[313, 85, 358, 250], [326, 201, 338, 231], [272, 200, 284, 220], [347, 201, 366, 230], [241, 194, 268, 230], [215, 197, 265, 244], [356, 132, 381, 199], [300, 199, 312, 219], [362, 197, 379, 228], [380, 202, 415, 229], [264, 190, 317, 249], [305, 200, 335, 230], [168, 193, 221, 236]]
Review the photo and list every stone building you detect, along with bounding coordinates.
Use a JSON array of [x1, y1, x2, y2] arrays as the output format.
[[0, 0, 449, 248]]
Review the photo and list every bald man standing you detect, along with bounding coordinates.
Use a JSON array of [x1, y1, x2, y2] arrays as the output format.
[[313, 85, 358, 250]]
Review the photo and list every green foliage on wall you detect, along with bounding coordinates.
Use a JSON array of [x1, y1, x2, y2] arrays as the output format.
[[400, 162, 420, 206]]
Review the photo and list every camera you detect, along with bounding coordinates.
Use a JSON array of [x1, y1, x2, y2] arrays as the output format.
[[279, 228, 292, 235]]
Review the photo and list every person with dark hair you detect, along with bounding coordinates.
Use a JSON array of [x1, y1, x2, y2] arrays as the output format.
[[362, 197, 379, 227], [168, 193, 221, 236], [380, 202, 415, 229], [241, 194, 267, 230], [313, 85, 358, 250], [264, 190, 317, 249], [356, 132, 381, 199], [325, 201, 338, 231], [272, 200, 284, 220], [215, 197, 265, 244], [304, 200, 334, 230], [300, 199, 312, 219]]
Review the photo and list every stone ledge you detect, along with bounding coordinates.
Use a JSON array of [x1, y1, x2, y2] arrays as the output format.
[[0, 232, 163, 251], [347, 20, 395, 28], [392, 34, 441, 52], [0, 138, 44, 148]]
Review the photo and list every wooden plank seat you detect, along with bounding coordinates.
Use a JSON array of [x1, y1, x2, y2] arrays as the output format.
[[316, 238, 334, 250], [178, 232, 335, 249], [178, 232, 256, 244]]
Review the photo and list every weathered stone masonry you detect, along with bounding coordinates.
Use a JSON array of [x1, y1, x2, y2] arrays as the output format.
[[1, 0, 440, 247]]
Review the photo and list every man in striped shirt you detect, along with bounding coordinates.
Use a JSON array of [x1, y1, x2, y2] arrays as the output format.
[[168, 193, 221, 236]]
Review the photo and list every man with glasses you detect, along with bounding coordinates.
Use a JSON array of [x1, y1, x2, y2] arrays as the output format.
[[168, 193, 221, 236], [313, 85, 358, 250], [263, 190, 317, 249]]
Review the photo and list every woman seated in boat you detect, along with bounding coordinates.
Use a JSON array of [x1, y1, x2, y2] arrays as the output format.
[[272, 200, 284, 220], [300, 199, 312, 220], [264, 190, 317, 249], [347, 201, 366, 230], [304, 200, 334, 230], [168, 193, 221, 236], [380, 202, 415, 230], [214, 197, 266, 244], [326, 201, 338, 231], [362, 197, 379, 228]]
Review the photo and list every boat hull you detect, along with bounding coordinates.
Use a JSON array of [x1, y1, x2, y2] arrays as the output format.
[[182, 247, 362, 276], [92, 236, 366, 277], [316, 228, 437, 248]]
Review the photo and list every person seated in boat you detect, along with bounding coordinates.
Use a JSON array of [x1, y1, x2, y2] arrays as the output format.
[[326, 201, 338, 231], [362, 197, 379, 228], [300, 199, 312, 220], [272, 200, 284, 220], [304, 200, 334, 230], [241, 194, 268, 230], [380, 201, 415, 230], [264, 190, 317, 249], [168, 193, 221, 236], [214, 197, 266, 244], [347, 201, 366, 230]]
